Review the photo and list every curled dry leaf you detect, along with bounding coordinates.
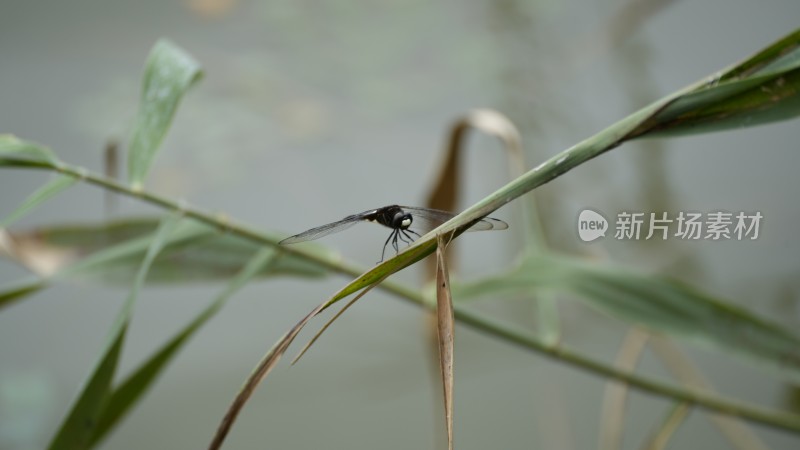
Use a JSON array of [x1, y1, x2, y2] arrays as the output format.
[[0, 228, 79, 277]]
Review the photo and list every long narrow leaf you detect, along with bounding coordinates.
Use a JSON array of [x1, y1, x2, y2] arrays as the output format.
[[209, 272, 391, 450], [629, 28, 800, 137], [89, 247, 279, 446], [0, 134, 57, 165], [0, 218, 322, 315], [47, 213, 182, 449], [57, 222, 212, 280], [1, 174, 77, 227], [454, 254, 800, 382], [716, 29, 800, 81], [0, 279, 46, 309], [435, 234, 455, 450], [633, 69, 800, 137], [290, 294, 361, 365], [0, 223, 211, 312], [4, 218, 327, 283], [208, 328, 293, 450], [127, 40, 202, 189]]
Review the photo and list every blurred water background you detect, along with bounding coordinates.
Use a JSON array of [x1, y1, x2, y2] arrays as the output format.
[[1, 0, 799, 449]]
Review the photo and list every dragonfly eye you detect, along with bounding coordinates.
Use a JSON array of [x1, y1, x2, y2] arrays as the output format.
[[394, 213, 412, 229]]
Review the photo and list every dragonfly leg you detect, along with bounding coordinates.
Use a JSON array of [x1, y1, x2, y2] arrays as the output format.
[[379, 230, 396, 263], [391, 229, 400, 253], [397, 230, 412, 245], [400, 230, 416, 246]]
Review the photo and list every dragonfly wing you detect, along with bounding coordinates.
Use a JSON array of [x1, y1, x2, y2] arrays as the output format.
[[466, 216, 509, 231], [279, 219, 359, 244], [400, 206, 508, 233]]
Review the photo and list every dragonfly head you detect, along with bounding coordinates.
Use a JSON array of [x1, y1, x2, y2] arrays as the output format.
[[392, 211, 413, 230]]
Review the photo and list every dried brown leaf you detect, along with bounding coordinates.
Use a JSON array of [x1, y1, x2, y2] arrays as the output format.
[[208, 313, 311, 450], [209, 273, 391, 449], [436, 233, 455, 450]]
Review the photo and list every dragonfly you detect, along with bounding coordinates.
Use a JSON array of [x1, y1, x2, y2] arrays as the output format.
[[279, 205, 508, 262]]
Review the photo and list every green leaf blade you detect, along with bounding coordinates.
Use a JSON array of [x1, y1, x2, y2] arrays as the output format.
[[47, 329, 127, 450], [47, 214, 182, 450], [455, 254, 800, 382], [641, 69, 800, 137], [0, 135, 58, 166], [127, 40, 203, 188], [88, 247, 279, 446], [3, 218, 328, 283], [632, 28, 800, 138], [0, 279, 46, 310]]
